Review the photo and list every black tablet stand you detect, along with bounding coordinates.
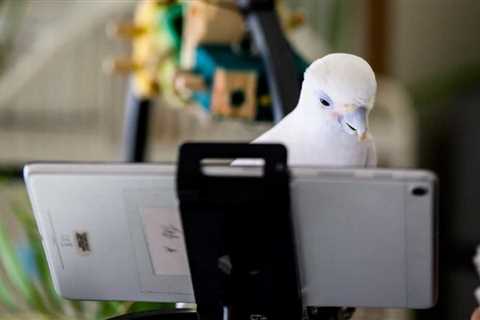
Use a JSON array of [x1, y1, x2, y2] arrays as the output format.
[[109, 142, 355, 320], [177, 143, 302, 320]]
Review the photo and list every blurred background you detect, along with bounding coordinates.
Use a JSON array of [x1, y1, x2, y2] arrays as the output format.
[[0, 0, 479, 319]]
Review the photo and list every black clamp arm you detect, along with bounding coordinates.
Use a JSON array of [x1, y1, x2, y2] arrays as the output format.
[[177, 142, 302, 320]]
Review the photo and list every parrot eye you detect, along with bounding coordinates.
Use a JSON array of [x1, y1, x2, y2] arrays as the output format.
[[316, 91, 333, 109], [320, 98, 330, 107]]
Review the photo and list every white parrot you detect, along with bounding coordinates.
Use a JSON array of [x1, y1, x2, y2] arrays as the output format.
[[246, 53, 377, 167]]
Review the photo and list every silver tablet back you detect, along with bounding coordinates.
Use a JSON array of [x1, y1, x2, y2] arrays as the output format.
[[24, 164, 194, 303], [291, 169, 437, 308], [24, 164, 436, 308]]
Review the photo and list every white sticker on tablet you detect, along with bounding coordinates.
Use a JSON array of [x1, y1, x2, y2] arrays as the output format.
[[142, 207, 190, 276]]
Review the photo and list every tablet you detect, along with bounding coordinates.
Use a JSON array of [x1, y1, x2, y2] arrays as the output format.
[[24, 163, 437, 308]]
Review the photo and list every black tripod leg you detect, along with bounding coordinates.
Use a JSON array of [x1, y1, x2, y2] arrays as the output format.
[[121, 78, 152, 162], [237, 0, 301, 123]]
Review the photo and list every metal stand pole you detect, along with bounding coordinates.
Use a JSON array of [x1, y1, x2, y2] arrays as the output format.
[[121, 78, 152, 162], [236, 0, 301, 123]]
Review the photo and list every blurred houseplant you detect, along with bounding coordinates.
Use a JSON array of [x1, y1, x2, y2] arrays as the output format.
[[0, 178, 167, 319]]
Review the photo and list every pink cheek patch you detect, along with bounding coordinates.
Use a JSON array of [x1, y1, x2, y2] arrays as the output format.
[[330, 112, 341, 121]]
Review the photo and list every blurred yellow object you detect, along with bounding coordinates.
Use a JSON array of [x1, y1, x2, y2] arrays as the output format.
[[276, 1, 305, 31], [106, 22, 147, 39], [130, 0, 164, 98], [106, 0, 305, 106], [107, 0, 177, 98], [286, 12, 305, 30], [103, 57, 141, 74]]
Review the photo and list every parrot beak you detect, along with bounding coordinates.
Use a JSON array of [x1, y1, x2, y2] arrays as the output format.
[[342, 106, 368, 141]]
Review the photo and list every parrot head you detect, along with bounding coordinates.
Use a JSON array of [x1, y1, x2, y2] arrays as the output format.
[[298, 53, 377, 141]]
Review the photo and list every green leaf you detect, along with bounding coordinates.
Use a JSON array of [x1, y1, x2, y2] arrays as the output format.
[[0, 219, 49, 313], [12, 204, 64, 312], [125, 302, 176, 316], [126, 302, 173, 313], [0, 275, 17, 312], [68, 300, 86, 318], [96, 301, 126, 319]]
